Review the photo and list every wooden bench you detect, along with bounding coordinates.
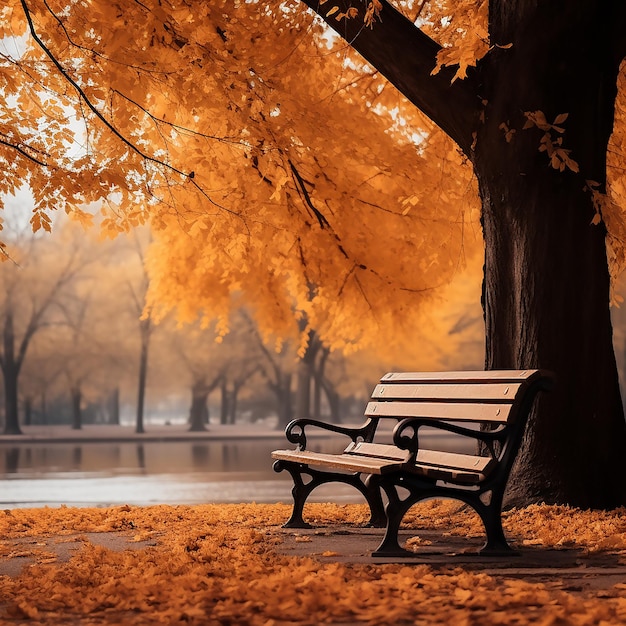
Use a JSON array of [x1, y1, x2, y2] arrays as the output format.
[[272, 369, 553, 556]]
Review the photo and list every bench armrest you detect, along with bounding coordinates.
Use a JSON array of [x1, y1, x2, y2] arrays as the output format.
[[392, 418, 508, 457], [284, 418, 376, 450]]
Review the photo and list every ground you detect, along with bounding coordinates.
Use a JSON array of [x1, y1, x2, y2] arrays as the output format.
[[2, 502, 626, 624]]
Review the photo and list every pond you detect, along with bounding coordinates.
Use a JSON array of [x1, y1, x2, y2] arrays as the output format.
[[0, 430, 474, 509], [0, 438, 365, 508]]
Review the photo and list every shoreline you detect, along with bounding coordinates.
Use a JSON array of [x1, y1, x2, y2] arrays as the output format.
[[0, 422, 360, 445]]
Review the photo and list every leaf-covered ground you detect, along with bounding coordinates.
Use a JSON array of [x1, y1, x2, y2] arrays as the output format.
[[1, 502, 626, 625]]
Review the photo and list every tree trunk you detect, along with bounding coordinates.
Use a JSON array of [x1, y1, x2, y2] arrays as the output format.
[[276, 372, 293, 429], [220, 378, 229, 425], [475, 2, 626, 507], [228, 386, 238, 425], [301, 0, 626, 507], [2, 310, 22, 435], [294, 358, 311, 419], [40, 391, 48, 425], [294, 329, 321, 419], [480, 167, 626, 507], [189, 380, 209, 432], [24, 396, 33, 427], [623, 336, 626, 416], [70, 386, 82, 430], [313, 347, 331, 419], [136, 317, 151, 434], [321, 377, 341, 423], [3, 364, 21, 435], [108, 387, 120, 425]]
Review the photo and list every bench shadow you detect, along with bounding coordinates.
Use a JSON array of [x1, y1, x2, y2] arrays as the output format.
[[276, 524, 626, 574]]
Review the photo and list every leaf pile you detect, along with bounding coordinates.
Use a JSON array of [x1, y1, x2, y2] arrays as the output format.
[[1, 502, 626, 625]]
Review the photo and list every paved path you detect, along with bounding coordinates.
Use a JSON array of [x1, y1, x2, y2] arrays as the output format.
[[277, 525, 626, 592]]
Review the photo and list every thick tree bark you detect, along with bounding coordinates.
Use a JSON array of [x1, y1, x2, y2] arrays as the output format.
[[303, 0, 626, 507], [475, 0, 626, 507]]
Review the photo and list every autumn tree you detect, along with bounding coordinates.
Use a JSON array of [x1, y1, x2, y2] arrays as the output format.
[[3, 1, 626, 507], [299, 0, 626, 509], [0, 220, 90, 434], [102, 228, 157, 434], [130, 263, 152, 434], [55, 256, 127, 430], [159, 310, 263, 431]]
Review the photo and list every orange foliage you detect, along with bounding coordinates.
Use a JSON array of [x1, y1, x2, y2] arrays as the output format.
[[2, 503, 626, 624], [1, 0, 481, 357], [4, 0, 626, 357]]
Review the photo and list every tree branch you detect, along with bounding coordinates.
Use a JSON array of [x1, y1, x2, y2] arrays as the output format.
[[299, 0, 481, 154], [0, 137, 48, 167], [21, 0, 193, 178]]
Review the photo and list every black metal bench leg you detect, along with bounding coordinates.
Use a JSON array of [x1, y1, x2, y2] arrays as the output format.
[[372, 481, 415, 557], [364, 474, 386, 528], [273, 461, 315, 528], [275, 460, 386, 529], [475, 493, 519, 556]]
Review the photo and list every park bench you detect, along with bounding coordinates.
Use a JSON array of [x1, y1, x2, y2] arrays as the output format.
[[272, 369, 553, 557]]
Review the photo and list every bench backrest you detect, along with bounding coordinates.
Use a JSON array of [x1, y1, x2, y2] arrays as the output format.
[[365, 369, 548, 426], [361, 369, 553, 481]]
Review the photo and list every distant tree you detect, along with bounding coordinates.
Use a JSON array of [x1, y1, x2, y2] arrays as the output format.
[[0, 224, 88, 434], [122, 230, 155, 434]]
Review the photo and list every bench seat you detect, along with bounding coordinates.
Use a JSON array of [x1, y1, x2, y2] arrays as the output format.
[[272, 443, 492, 483]]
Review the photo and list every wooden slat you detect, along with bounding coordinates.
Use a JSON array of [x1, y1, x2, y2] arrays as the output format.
[[412, 464, 483, 485], [381, 370, 537, 383], [415, 449, 493, 473], [345, 443, 494, 473], [364, 401, 511, 423], [371, 382, 521, 402], [271, 449, 403, 475], [344, 441, 495, 472], [271, 448, 488, 483], [344, 442, 412, 462]]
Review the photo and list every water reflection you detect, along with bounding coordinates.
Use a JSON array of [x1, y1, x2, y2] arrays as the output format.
[[0, 433, 472, 508], [72, 446, 82, 469], [0, 440, 301, 477], [0, 439, 349, 508], [5, 447, 19, 473], [136, 444, 146, 473], [191, 443, 209, 469]]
